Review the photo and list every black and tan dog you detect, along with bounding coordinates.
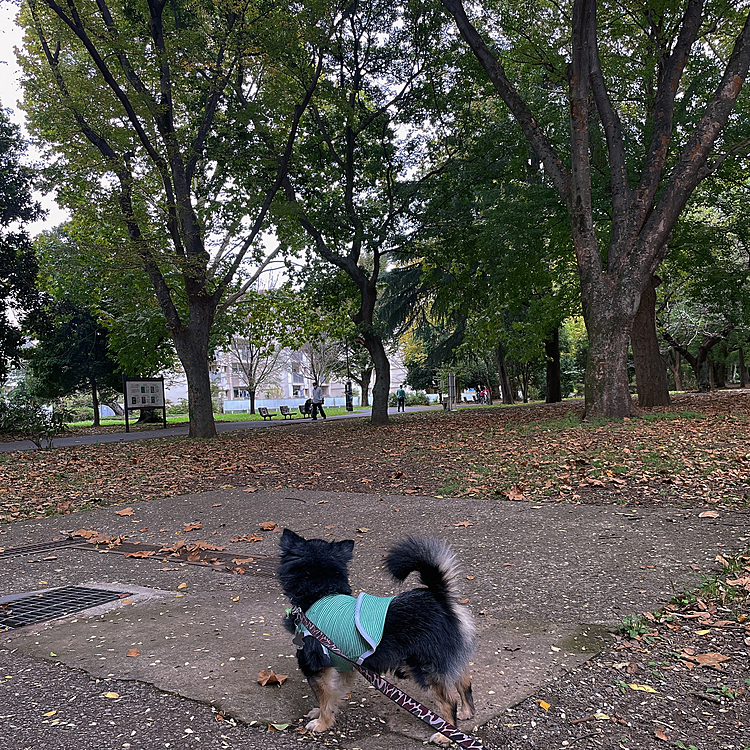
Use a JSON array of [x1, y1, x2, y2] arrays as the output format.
[[278, 529, 475, 745]]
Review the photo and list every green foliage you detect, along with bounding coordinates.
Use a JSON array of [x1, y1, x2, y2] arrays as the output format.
[[25, 302, 122, 401], [388, 391, 431, 407], [619, 615, 651, 639], [0, 107, 42, 381], [166, 399, 190, 416], [0, 388, 65, 449]]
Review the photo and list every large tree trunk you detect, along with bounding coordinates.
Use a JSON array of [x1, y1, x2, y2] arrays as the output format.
[[361, 332, 390, 425], [249, 390, 256, 415], [173, 314, 216, 438], [631, 275, 670, 407], [545, 328, 562, 403], [581, 277, 637, 419]]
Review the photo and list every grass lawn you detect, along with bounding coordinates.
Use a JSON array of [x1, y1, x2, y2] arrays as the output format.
[[67, 405, 368, 429]]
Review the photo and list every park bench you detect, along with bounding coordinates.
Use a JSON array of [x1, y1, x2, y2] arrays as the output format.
[[279, 406, 297, 419], [258, 407, 275, 420], [299, 402, 312, 418]]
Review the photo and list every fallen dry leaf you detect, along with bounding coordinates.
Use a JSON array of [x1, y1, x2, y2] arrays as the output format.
[[115, 507, 134, 516], [259, 521, 277, 530], [126, 648, 140, 657], [257, 669, 288, 686], [183, 522, 202, 532]]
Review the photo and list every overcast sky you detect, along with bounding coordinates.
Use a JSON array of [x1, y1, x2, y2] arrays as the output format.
[[1, 3, 69, 233]]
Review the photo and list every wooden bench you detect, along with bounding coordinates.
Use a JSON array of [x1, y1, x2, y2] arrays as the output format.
[[279, 406, 296, 419], [258, 407, 275, 420]]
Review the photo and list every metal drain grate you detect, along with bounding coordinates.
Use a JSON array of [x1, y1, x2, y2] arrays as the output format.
[[0, 586, 131, 631], [0, 539, 85, 560]]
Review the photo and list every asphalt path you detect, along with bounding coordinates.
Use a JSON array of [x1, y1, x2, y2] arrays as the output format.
[[0, 404, 443, 453]]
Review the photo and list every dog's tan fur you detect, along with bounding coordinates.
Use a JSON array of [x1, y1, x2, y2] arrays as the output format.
[[305, 668, 356, 732]]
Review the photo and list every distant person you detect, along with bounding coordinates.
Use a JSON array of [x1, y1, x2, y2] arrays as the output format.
[[396, 385, 406, 412], [311, 382, 326, 420]]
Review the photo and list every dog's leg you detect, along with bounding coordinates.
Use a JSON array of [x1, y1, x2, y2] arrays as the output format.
[[305, 668, 352, 732], [456, 669, 475, 721], [426, 678, 460, 746]]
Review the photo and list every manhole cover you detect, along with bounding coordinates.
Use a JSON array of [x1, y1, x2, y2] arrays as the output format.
[[0, 586, 131, 631]]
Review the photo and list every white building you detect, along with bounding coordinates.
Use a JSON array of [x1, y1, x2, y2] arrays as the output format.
[[162, 343, 410, 413]]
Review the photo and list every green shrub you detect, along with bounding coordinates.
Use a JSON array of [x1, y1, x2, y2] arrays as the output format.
[[407, 391, 431, 406], [389, 390, 431, 406], [0, 393, 66, 449], [167, 399, 190, 415], [68, 407, 95, 422]]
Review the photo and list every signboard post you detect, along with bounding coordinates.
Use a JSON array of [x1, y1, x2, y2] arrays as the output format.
[[123, 376, 167, 432]]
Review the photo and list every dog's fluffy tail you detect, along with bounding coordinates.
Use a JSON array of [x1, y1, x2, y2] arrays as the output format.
[[386, 536, 464, 604]]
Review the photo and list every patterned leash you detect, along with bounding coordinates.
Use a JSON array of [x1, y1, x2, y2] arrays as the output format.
[[291, 606, 483, 748]]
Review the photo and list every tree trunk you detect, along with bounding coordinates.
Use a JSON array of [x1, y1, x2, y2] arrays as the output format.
[[106, 400, 124, 416], [582, 279, 636, 419], [353, 367, 373, 407], [631, 274, 670, 407], [249, 390, 256, 415], [173, 315, 217, 438], [91, 378, 101, 427], [494, 346, 514, 404], [739, 346, 747, 388], [667, 350, 683, 392], [361, 331, 390, 425], [136, 407, 163, 424], [545, 328, 562, 403]]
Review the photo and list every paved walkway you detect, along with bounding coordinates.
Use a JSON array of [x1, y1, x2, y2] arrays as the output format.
[[1, 486, 747, 749], [0, 405, 442, 452]]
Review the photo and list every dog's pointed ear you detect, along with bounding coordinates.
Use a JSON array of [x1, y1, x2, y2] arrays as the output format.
[[334, 539, 355, 561], [280, 528, 304, 552]]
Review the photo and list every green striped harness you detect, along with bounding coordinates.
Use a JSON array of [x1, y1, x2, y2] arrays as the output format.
[[296, 593, 394, 671]]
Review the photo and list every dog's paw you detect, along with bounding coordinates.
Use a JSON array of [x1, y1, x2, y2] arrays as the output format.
[[306, 718, 333, 733], [305, 708, 320, 719], [429, 731, 452, 746]]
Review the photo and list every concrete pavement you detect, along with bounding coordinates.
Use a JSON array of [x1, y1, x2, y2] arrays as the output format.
[[1, 487, 747, 749]]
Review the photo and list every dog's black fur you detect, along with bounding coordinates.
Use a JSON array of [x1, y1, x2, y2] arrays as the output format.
[[278, 529, 475, 744]]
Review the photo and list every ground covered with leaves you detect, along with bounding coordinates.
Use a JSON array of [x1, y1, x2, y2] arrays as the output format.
[[2, 392, 750, 522], [481, 548, 750, 750]]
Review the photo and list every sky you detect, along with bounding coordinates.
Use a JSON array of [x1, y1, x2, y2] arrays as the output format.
[[1, 2, 69, 234]]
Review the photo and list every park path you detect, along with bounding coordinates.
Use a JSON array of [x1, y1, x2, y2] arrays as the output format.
[[0, 404, 442, 453], [1, 485, 746, 749]]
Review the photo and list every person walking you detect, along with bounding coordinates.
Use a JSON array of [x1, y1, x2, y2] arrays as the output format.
[[311, 382, 327, 420], [396, 385, 406, 412]]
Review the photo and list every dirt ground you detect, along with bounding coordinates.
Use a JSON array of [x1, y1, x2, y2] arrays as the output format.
[[1, 391, 749, 749]]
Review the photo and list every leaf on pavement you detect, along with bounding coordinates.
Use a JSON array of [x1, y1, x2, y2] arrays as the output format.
[[257, 669, 288, 686], [115, 507, 134, 516], [126, 648, 140, 657], [259, 521, 277, 530]]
